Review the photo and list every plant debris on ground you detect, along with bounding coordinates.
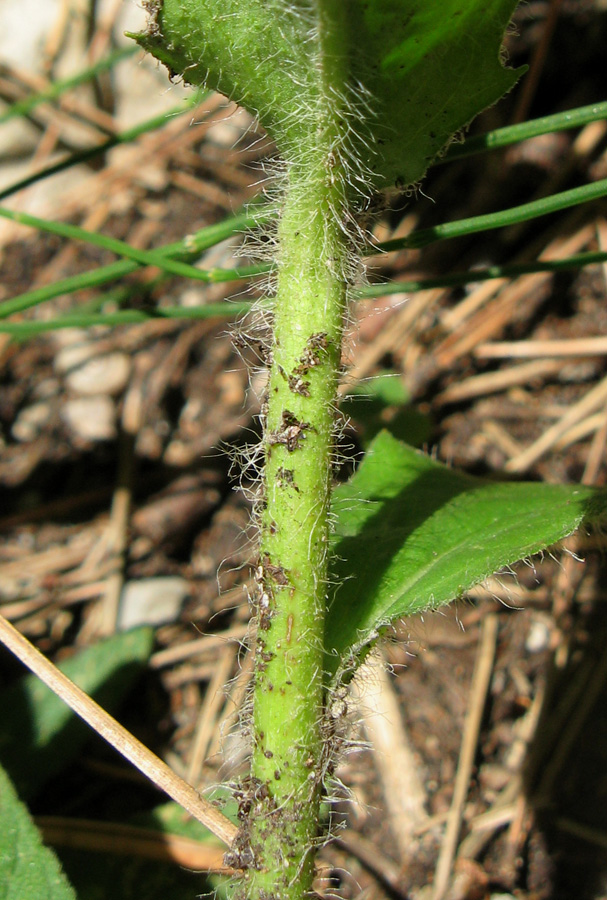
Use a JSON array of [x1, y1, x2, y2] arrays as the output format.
[[0, 2, 607, 899]]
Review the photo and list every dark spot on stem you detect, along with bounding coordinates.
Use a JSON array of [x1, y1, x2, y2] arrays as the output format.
[[292, 331, 331, 378], [223, 829, 255, 871], [262, 554, 289, 585], [276, 466, 300, 491], [267, 410, 311, 452], [287, 373, 311, 396]]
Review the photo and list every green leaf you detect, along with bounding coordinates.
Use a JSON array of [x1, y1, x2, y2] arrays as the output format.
[[131, 0, 524, 188], [130, 0, 310, 150], [0, 628, 154, 800], [336, 0, 525, 187], [0, 763, 76, 900], [325, 431, 606, 674]]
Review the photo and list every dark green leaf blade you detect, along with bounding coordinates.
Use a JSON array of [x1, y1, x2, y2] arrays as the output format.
[[0, 763, 77, 900], [326, 431, 605, 674], [347, 0, 525, 186], [0, 627, 154, 800]]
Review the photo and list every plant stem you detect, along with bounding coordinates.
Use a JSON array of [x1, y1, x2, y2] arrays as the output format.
[[236, 140, 350, 896], [227, 9, 355, 895]]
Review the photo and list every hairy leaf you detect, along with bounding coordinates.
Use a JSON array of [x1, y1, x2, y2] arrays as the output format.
[[326, 432, 606, 674], [0, 763, 76, 900], [131, 0, 524, 188], [345, 0, 524, 186], [131, 0, 311, 150]]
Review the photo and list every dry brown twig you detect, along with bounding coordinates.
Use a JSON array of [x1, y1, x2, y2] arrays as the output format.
[[36, 815, 234, 873], [352, 650, 429, 861], [432, 613, 499, 900]]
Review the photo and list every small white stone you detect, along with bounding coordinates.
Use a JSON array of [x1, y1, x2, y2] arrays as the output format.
[[62, 396, 116, 441], [117, 577, 190, 631], [525, 619, 551, 654], [12, 402, 52, 442], [54, 340, 96, 374], [64, 353, 131, 396]]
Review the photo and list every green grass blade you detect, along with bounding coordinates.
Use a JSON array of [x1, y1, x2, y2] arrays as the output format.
[[0, 262, 255, 321], [0, 206, 267, 284], [0, 260, 262, 320], [0, 303, 254, 336], [0, 208, 268, 319], [380, 177, 607, 251], [5, 243, 604, 331], [438, 100, 607, 164], [0, 46, 137, 126], [9, 169, 600, 307], [4, 207, 603, 327], [359, 249, 607, 297], [0, 261, 135, 318]]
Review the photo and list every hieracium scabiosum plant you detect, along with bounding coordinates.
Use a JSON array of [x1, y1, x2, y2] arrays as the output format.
[[130, 2, 607, 899]]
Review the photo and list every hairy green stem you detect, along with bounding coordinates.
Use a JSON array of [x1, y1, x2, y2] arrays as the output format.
[[226, 9, 357, 895], [236, 144, 351, 898]]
